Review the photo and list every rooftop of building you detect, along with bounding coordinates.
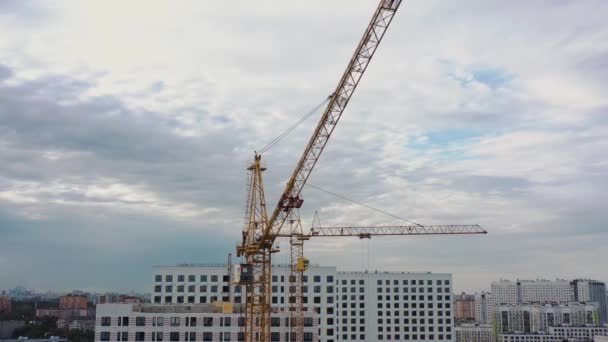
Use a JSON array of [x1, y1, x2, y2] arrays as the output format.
[[153, 264, 446, 275]]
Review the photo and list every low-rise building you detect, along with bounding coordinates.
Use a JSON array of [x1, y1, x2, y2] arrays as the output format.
[[499, 333, 560, 342], [455, 323, 493, 342], [94, 303, 319, 342]]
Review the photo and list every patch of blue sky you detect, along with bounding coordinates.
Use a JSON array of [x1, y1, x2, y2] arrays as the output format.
[[439, 59, 516, 90], [409, 128, 482, 150], [407, 128, 489, 161]]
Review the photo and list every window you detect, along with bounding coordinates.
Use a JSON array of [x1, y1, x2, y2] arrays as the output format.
[[136, 332, 145, 341], [154, 296, 161, 303], [155, 317, 164, 326], [188, 275, 195, 282], [188, 285, 195, 293], [101, 316, 111, 326], [223, 317, 232, 327], [166, 275, 173, 282], [314, 276, 321, 282], [177, 285, 184, 293], [211, 275, 218, 282], [327, 276, 334, 282], [220, 332, 231, 341], [100, 332, 110, 341], [170, 332, 179, 342], [203, 317, 213, 326], [203, 332, 212, 341], [185, 332, 196, 341], [200, 275, 207, 282], [155, 285, 162, 292], [119, 317, 129, 326], [165, 285, 173, 292], [304, 317, 313, 327], [170, 317, 180, 326], [186, 317, 197, 327], [178, 275, 185, 282], [155, 275, 162, 282], [271, 332, 280, 342], [156, 332, 164, 342], [136, 317, 146, 326], [118, 332, 129, 341], [303, 332, 313, 342]]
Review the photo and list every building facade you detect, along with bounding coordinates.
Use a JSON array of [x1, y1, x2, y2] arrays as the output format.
[[150, 264, 455, 342], [94, 303, 319, 342], [474, 292, 492, 325], [499, 327, 608, 342], [455, 324, 493, 342], [571, 279, 607, 325], [495, 302, 599, 334], [454, 293, 475, 322], [60, 294, 89, 310], [491, 280, 573, 305]]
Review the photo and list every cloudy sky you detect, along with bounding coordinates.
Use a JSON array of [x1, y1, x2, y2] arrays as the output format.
[[0, 0, 607, 294]]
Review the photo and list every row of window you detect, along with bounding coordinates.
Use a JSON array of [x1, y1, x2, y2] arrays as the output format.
[[155, 275, 228, 283], [377, 287, 451, 293], [101, 317, 232, 327], [377, 311, 452, 317], [377, 318, 451, 325], [101, 317, 314, 328], [377, 333, 452, 340], [377, 302, 447, 309], [155, 285, 241, 294], [100, 331, 313, 342], [378, 295, 452, 301], [377, 325, 451, 332], [154, 275, 450, 287], [378, 280, 450, 286]]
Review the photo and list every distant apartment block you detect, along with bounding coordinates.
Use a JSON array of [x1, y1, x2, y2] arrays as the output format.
[[500, 327, 608, 342], [491, 279, 573, 305], [94, 303, 319, 342], [495, 302, 599, 334], [60, 294, 89, 310], [454, 293, 475, 321], [98, 294, 145, 305], [150, 264, 455, 342], [455, 323, 493, 342], [474, 292, 492, 324], [571, 279, 607, 325], [0, 296, 10, 314]]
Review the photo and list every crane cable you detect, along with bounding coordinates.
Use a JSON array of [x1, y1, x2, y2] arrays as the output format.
[[306, 183, 424, 227], [258, 96, 331, 154]]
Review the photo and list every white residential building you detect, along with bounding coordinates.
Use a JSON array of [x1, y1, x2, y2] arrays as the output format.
[[455, 323, 493, 342], [499, 327, 608, 342], [474, 292, 492, 324], [571, 279, 607, 325], [147, 264, 455, 342], [491, 280, 573, 305], [94, 303, 319, 342], [495, 302, 599, 334]]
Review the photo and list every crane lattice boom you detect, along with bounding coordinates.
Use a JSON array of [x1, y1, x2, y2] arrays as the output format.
[[310, 224, 488, 238], [258, 0, 403, 250]]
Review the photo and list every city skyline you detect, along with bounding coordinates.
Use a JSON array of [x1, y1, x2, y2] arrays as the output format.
[[1, 1, 607, 293]]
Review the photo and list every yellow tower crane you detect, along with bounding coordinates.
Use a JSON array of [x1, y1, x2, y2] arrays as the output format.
[[235, 1, 484, 341]]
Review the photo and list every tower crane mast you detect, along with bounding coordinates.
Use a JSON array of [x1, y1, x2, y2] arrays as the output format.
[[236, 1, 404, 341]]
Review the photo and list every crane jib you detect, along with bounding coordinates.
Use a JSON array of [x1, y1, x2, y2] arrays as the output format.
[[256, 0, 404, 249]]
